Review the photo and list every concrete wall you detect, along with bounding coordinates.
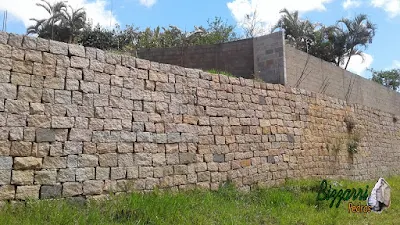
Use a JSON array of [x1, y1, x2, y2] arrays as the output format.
[[253, 31, 285, 84], [138, 38, 254, 79], [285, 45, 400, 115], [0, 32, 399, 201]]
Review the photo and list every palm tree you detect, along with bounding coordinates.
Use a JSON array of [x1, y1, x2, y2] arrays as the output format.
[[272, 9, 315, 52], [337, 14, 376, 69], [27, 18, 47, 35], [27, 0, 67, 39], [61, 5, 86, 43]]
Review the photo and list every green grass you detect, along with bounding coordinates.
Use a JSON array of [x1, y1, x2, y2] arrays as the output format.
[[207, 69, 234, 77], [1, 176, 399, 225]]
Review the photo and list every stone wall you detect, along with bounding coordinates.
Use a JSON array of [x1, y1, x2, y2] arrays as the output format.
[[285, 45, 400, 115], [0, 32, 399, 201], [137, 38, 254, 79]]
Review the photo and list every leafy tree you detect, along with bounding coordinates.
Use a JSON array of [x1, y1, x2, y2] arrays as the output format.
[[77, 23, 117, 50], [337, 14, 376, 69], [370, 68, 400, 91], [196, 17, 238, 45]]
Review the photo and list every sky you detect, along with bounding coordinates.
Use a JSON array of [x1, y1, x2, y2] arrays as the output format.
[[0, 0, 399, 78]]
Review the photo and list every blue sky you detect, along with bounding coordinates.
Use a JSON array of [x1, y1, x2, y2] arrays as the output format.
[[1, 0, 399, 78]]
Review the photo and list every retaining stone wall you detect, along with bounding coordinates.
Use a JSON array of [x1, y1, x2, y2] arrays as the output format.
[[0, 32, 399, 201]]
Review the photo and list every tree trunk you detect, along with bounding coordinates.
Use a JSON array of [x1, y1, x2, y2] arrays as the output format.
[[51, 19, 54, 40], [344, 47, 354, 70]]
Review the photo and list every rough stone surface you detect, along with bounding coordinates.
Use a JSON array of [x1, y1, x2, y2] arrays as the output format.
[[36, 128, 56, 142], [40, 185, 62, 199], [16, 185, 40, 200], [14, 157, 43, 170]]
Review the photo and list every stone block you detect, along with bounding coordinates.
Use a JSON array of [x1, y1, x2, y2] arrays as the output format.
[[52, 117, 74, 128], [76, 167, 95, 182], [71, 56, 89, 68], [12, 170, 34, 185], [0, 83, 17, 99], [77, 154, 98, 167], [10, 141, 32, 156], [179, 153, 196, 164], [12, 61, 33, 74], [0, 43, 11, 58], [42, 157, 67, 169], [64, 141, 83, 155], [213, 154, 225, 163], [95, 167, 110, 180], [110, 167, 126, 180], [0, 157, 13, 169], [22, 36, 37, 49], [14, 157, 42, 170], [117, 153, 134, 167], [0, 185, 15, 200], [25, 50, 42, 62], [63, 182, 83, 197], [105, 52, 121, 65], [7, 34, 23, 47], [36, 38, 49, 51], [18, 86, 42, 102], [69, 128, 92, 142], [0, 170, 11, 185], [82, 47, 95, 60], [0, 32, 8, 44], [54, 90, 71, 104], [80, 81, 99, 93], [36, 128, 56, 142], [10, 72, 30, 86], [99, 153, 117, 167], [40, 185, 62, 199], [0, 58, 12, 71], [34, 170, 57, 185], [83, 180, 103, 195], [43, 77, 65, 89], [69, 44, 85, 57], [57, 168, 76, 182], [16, 185, 40, 200], [7, 114, 26, 126], [50, 40, 68, 55]]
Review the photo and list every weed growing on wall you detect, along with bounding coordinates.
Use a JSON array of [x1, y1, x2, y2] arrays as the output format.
[[207, 69, 234, 77]]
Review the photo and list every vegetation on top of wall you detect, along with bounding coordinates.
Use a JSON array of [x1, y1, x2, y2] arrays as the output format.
[[272, 9, 376, 70], [207, 69, 234, 77], [26, 1, 379, 74], [369, 68, 400, 92]]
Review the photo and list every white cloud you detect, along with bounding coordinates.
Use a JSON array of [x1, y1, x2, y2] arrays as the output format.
[[392, 60, 400, 68], [342, 0, 362, 9], [371, 0, 400, 17], [0, 0, 117, 29], [139, 0, 156, 8], [340, 53, 374, 76], [227, 0, 333, 33]]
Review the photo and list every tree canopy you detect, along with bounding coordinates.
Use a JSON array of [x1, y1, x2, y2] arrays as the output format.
[[27, 2, 382, 82], [370, 68, 400, 91]]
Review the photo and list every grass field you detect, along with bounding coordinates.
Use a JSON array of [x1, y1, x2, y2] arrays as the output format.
[[0, 176, 398, 225]]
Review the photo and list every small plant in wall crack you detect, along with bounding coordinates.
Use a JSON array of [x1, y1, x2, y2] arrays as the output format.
[[347, 133, 360, 154], [343, 114, 362, 155]]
